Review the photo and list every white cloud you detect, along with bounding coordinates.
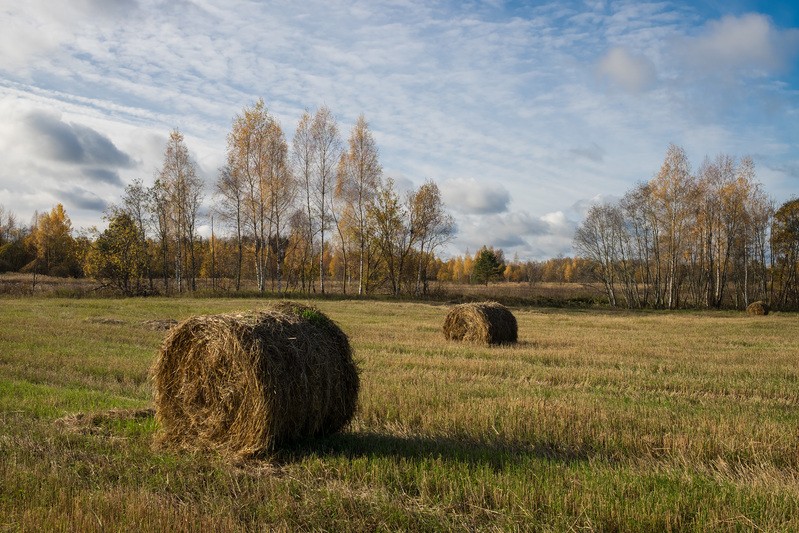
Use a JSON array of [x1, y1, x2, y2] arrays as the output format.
[[540, 211, 571, 234], [440, 178, 510, 215], [569, 194, 620, 218], [680, 13, 799, 76], [596, 46, 658, 92], [448, 209, 579, 260]]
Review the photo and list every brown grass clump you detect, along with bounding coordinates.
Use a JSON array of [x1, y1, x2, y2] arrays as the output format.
[[142, 319, 178, 331], [746, 301, 770, 316], [151, 302, 359, 458], [56, 408, 155, 436], [443, 301, 518, 345], [86, 317, 125, 325]]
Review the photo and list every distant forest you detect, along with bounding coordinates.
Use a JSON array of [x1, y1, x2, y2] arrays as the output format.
[[0, 102, 797, 310]]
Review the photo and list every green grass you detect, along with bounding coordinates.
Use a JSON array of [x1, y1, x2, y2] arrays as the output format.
[[1, 297, 798, 531]]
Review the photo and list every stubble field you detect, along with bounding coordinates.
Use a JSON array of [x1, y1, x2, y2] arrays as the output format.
[[1, 297, 798, 531]]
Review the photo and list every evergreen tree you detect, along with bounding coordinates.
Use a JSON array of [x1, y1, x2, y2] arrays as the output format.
[[472, 246, 505, 285]]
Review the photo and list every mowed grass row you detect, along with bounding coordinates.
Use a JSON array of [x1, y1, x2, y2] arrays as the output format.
[[1, 297, 798, 531]]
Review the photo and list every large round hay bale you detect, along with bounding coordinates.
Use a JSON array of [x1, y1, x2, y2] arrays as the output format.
[[443, 301, 518, 345], [746, 301, 770, 316], [151, 302, 358, 457]]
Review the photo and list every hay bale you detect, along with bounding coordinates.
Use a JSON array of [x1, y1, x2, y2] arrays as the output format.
[[746, 301, 770, 316], [443, 301, 518, 345], [151, 302, 358, 457]]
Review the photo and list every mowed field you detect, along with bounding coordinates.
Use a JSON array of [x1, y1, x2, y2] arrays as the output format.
[[1, 297, 798, 531]]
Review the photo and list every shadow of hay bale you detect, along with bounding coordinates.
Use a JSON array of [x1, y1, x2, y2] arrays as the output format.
[[272, 430, 593, 470], [443, 301, 518, 345], [746, 301, 769, 316], [151, 302, 359, 458]]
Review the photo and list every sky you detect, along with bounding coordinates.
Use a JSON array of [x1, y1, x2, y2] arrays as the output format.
[[0, 0, 797, 260]]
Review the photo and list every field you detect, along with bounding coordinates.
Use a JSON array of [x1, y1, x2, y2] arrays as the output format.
[[1, 297, 798, 531]]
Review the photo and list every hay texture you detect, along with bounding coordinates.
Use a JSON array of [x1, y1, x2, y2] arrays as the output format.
[[746, 301, 770, 316], [443, 301, 518, 345], [152, 302, 358, 457]]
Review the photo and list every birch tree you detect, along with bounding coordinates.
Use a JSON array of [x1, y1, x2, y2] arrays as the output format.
[[310, 106, 342, 294], [292, 110, 317, 292], [263, 119, 294, 292], [742, 178, 772, 304], [149, 178, 172, 293], [574, 203, 625, 306], [369, 177, 416, 295], [227, 100, 274, 291], [771, 198, 799, 308], [336, 114, 382, 295], [158, 129, 203, 292], [215, 165, 245, 290], [115, 178, 154, 292], [650, 144, 695, 308], [410, 180, 454, 295]]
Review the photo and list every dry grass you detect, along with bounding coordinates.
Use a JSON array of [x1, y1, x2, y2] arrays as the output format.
[[152, 302, 359, 457], [440, 280, 603, 304], [141, 319, 178, 331], [56, 408, 155, 436], [442, 301, 518, 344], [1, 297, 799, 530]]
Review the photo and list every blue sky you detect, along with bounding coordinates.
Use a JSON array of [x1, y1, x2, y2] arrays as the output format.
[[0, 0, 797, 260]]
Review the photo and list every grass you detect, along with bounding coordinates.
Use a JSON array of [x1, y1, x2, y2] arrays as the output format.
[[1, 297, 798, 531]]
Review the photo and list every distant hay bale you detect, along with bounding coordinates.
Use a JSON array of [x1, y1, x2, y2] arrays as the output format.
[[151, 302, 359, 457], [746, 301, 770, 316], [443, 301, 518, 345]]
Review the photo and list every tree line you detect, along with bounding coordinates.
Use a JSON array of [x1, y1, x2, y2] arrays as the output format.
[[574, 144, 799, 310], [0, 101, 455, 296]]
